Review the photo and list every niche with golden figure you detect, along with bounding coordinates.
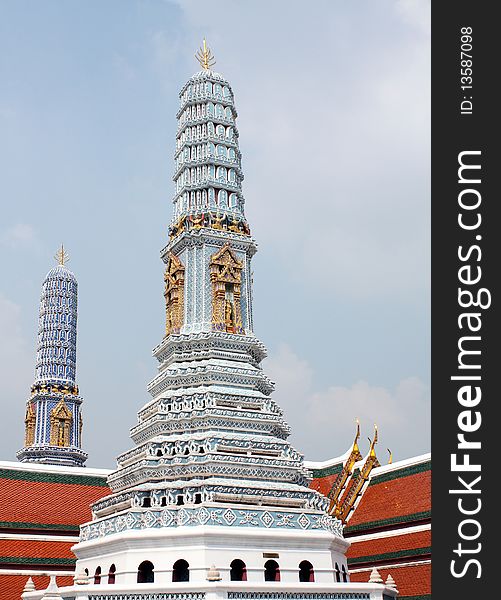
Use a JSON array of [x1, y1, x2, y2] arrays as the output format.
[[164, 252, 185, 336], [24, 402, 36, 447], [50, 399, 72, 447], [210, 244, 244, 334]]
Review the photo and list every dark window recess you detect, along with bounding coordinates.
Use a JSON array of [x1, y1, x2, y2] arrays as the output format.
[[230, 559, 247, 581], [172, 559, 190, 582], [108, 564, 116, 584], [299, 560, 314, 583], [137, 560, 154, 583], [264, 560, 280, 582]]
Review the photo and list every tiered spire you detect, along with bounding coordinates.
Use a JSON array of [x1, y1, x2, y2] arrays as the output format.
[[168, 53, 249, 243], [72, 48, 350, 587], [17, 248, 87, 467]]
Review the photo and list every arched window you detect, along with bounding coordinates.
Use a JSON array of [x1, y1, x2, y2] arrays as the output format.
[[207, 102, 214, 116], [341, 564, 348, 583], [108, 564, 116, 584], [218, 190, 228, 208], [216, 124, 225, 137], [230, 559, 247, 581], [299, 560, 314, 582], [172, 559, 190, 582], [264, 560, 280, 582], [94, 566, 102, 584], [334, 563, 341, 582], [216, 167, 227, 182], [137, 560, 154, 583]]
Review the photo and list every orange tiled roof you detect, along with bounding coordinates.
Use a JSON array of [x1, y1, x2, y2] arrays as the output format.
[[350, 562, 431, 598], [0, 538, 74, 562], [0, 469, 109, 530], [345, 465, 431, 532], [347, 529, 431, 566], [0, 573, 74, 600]]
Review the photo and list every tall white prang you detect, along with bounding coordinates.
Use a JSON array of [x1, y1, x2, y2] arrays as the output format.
[[17, 246, 87, 467], [21, 45, 398, 600]]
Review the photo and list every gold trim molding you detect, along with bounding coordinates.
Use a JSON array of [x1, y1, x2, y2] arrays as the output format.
[[165, 252, 185, 336], [210, 244, 244, 334]]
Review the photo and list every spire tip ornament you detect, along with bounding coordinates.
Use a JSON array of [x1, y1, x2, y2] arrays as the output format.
[[55, 244, 69, 266], [195, 38, 216, 70]]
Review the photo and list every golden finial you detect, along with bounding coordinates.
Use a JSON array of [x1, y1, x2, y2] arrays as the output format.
[[55, 244, 69, 266], [387, 448, 393, 464], [353, 418, 361, 452], [368, 424, 378, 458], [195, 38, 216, 70]]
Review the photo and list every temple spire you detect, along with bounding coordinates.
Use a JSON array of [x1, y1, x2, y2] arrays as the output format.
[[17, 250, 87, 467]]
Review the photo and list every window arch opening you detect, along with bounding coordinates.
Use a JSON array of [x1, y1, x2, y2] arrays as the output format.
[[172, 559, 190, 582], [137, 560, 154, 583], [335, 563, 341, 582], [108, 564, 116, 584], [94, 566, 101, 584], [299, 560, 314, 582], [264, 560, 280, 582], [230, 559, 247, 581], [341, 564, 348, 583]]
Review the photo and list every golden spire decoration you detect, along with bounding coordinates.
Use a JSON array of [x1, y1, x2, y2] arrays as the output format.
[[368, 424, 378, 458], [55, 244, 69, 266], [387, 448, 393, 464], [195, 38, 216, 70], [353, 418, 361, 454]]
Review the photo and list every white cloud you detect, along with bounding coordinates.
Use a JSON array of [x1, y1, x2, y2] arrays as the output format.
[[395, 0, 431, 35], [165, 0, 430, 301], [265, 343, 430, 462], [1, 223, 37, 249], [0, 293, 32, 460]]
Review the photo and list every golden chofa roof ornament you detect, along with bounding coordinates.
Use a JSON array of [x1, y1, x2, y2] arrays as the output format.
[[353, 418, 361, 455], [55, 244, 70, 266], [195, 38, 216, 70], [368, 424, 379, 459]]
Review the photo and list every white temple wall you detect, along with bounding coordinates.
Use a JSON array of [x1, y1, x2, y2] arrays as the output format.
[[73, 527, 349, 586]]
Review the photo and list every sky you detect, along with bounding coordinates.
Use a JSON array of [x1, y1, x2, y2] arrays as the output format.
[[0, 0, 430, 468]]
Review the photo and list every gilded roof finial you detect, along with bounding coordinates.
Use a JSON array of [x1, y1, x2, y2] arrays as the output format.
[[387, 448, 393, 464], [368, 424, 378, 458], [195, 38, 216, 71], [55, 244, 69, 266], [353, 418, 361, 453]]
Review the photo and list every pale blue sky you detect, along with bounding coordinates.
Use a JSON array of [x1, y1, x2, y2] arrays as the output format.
[[0, 0, 430, 467]]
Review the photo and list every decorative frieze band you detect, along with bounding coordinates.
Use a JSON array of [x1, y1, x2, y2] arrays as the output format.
[[80, 507, 343, 542]]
